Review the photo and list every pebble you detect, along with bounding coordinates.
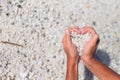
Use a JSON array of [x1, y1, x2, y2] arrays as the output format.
[[71, 31, 91, 55]]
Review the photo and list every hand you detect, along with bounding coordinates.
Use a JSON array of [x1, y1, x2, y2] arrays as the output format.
[[62, 27, 81, 80], [62, 27, 80, 63], [81, 26, 100, 60]]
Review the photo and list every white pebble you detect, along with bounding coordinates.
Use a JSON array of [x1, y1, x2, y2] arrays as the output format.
[[71, 32, 91, 55]]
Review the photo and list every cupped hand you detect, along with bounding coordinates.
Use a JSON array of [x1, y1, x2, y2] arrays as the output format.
[[62, 27, 81, 63], [80, 26, 100, 60]]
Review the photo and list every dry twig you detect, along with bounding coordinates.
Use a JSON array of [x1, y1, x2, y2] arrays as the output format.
[[0, 41, 24, 47]]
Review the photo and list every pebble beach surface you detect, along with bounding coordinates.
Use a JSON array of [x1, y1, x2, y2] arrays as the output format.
[[0, 0, 120, 80]]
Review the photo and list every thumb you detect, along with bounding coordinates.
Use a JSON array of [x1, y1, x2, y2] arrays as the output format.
[[65, 30, 72, 45]]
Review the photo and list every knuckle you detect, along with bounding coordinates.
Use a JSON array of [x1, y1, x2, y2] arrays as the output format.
[[85, 26, 93, 29], [96, 34, 99, 39], [95, 34, 100, 43], [83, 26, 95, 31], [89, 27, 95, 31]]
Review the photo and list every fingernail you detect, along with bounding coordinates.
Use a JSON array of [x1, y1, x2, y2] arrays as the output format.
[[79, 28, 83, 33], [66, 30, 70, 34]]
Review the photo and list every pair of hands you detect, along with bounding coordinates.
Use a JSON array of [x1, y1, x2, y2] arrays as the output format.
[[62, 26, 99, 63]]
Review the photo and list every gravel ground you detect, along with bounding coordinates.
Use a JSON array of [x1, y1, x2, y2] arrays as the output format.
[[0, 0, 120, 80]]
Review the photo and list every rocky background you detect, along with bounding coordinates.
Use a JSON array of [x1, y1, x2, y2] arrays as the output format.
[[0, 0, 120, 80]]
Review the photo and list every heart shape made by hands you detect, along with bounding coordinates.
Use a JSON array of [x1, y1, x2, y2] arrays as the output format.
[[71, 31, 91, 55]]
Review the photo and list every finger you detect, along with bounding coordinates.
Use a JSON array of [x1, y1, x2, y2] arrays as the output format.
[[62, 28, 69, 43], [93, 34, 99, 44], [81, 26, 97, 37], [67, 26, 81, 34], [82, 27, 95, 34], [65, 30, 72, 45], [89, 34, 99, 48], [80, 28, 88, 34], [62, 30, 72, 46], [81, 26, 99, 48]]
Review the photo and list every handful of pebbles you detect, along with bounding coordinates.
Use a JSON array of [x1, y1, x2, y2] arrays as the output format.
[[71, 31, 91, 55]]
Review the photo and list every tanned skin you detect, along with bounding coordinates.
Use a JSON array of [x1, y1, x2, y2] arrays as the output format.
[[62, 26, 120, 80], [62, 27, 80, 80]]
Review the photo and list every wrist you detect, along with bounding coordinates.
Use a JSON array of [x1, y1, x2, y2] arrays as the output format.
[[67, 58, 79, 69], [67, 59, 78, 71], [67, 56, 80, 65], [66, 59, 78, 80], [81, 56, 96, 65]]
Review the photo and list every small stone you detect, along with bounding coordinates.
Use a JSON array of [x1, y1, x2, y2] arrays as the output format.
[[47, 59, 50, 62], [41, 27, 45, 30], [86, 4, 90, 8], [11, 22, 15, 25], [7, 0, 12, 4], [17, 50, 20, 53], [42, 33, 46, 37], [32, 56, 36, 60], [24, 54, 27, 57], [6, 13, 10, 16], [31, 29, 36, 34], [0, 64, 2, 67], [53, 55, 56, 58], [92, 21, 96, 25], [0, 6, 3, 13], [56, 22, 59, 24], [47, 69, 50, 72], [17, 4, 22, 8], [0, 29, 2, 33], [20, 0, 24, 3]]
